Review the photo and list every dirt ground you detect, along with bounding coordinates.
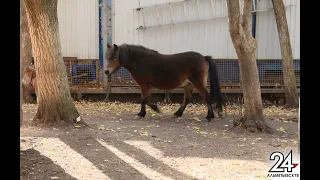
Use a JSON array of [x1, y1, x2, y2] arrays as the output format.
[[20, 101, 299, 180]]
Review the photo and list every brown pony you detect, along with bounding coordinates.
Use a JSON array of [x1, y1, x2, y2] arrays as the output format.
[[105, 44, 224, 121], [22, 65, 37, 99]]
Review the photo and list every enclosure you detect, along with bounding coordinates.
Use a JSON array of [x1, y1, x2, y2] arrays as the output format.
[[48, 0, 300, 99]]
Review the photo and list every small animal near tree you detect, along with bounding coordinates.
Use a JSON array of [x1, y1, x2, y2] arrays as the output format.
[[20, 0, 34, 103], [24, 0, 84, 125], [225, 0, 273, 132]]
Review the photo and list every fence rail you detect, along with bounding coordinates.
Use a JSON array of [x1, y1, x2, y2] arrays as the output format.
[[108, 59, 300, 88]]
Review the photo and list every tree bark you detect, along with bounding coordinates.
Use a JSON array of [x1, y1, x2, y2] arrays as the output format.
[[20, 0, 24, 126], [226, 0, 272, 132], [298, 96, 300, 153], [21, 0, 34, 103], [272, 0, 299, 108], [24, 0, 82, 125]]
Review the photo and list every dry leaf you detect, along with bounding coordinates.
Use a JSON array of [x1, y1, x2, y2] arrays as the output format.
[[190, 117, 201, 121], [74, 125, 81, 128], [76, 116, 81, 122], [140, 131, 149, 136]]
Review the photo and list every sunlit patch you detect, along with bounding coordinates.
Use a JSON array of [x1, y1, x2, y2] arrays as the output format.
[[20, 137, 111, 180], [96, 139, 174, 180], [124, 140, 270, 180]]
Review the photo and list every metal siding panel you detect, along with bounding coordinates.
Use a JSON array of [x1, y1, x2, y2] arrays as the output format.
[[293, 0, 300, 59], [57, 0, 99, 59], [113, 0, 297, 60], [256, 0, 299, 59]]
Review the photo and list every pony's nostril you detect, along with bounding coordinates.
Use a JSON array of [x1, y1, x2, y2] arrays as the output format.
[[105, 70, 110, 75]]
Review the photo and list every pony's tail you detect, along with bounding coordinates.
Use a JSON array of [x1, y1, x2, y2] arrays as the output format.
[[204, 56, 224, 113]]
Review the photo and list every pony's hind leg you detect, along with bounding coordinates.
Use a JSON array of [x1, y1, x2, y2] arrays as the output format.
[[174, 83, 193, 117], [136, 86, 160, 118], [194, 84, 214, 121]]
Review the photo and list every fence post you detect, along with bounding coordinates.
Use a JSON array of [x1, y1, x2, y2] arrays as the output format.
[[102, 0, 109, 90]]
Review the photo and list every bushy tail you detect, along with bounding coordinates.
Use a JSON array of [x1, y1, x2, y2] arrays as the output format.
[[204, 56, 224, 113]]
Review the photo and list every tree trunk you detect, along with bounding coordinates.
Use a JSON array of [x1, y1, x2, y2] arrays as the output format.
[[20, 0, 34, 103], [20, 0, 24, 126], [24, 0, 82, 125], [226, 0, 272, 132], [298, 96, 300, 153], [272, 0, 299, 108]]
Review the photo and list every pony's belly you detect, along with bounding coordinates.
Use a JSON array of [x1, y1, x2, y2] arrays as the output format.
[[151, 79, 192, 90], [179, 79, 192, 87]]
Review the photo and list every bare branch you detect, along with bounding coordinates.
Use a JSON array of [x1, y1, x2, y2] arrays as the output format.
[[242, 0, 253, 37], [226, 0, 241, 45]]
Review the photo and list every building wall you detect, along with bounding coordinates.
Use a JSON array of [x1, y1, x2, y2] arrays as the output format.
[[112, 0, 300, 60], [57, 0, 99, 59], [256, 0, 300, 59]]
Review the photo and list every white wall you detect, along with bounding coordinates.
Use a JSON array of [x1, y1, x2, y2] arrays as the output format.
[[113, 0, 300, 59], [57, 0, 99, 59]]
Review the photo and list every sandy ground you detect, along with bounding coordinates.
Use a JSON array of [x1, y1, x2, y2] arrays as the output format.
[[20, 102, 299, 180]]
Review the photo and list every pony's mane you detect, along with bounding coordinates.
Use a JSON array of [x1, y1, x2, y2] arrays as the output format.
[[124, 44, 159, 54]]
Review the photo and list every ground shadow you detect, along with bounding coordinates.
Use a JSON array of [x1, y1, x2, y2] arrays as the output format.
[[20, 148, 77, 180], [58, 133, 193, 180]]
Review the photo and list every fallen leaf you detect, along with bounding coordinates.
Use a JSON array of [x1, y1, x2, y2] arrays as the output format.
[[200, 131, 208, 135], [41, 142, 46, 145], [192, 127, 200, 131], [190, 117, 201, 121], [106, 129, 116, 132], [74, 125, 81, 128], [140, 131, 149, 136], [50, 177, 60, 179], [76, 116, 81, 122], [279, 127, 285, 132], [98, 126, 105, 130], [49, 151, 55, 155]]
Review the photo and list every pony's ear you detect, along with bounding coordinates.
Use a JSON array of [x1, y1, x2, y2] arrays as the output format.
[[114, 44, 118, 50], [107, 44, 111, 48]]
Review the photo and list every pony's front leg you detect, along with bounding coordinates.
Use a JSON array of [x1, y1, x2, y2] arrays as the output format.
[[136, 85, 150, 118]]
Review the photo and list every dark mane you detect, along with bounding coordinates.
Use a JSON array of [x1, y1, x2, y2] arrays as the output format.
[[124, 44, 159, 54]]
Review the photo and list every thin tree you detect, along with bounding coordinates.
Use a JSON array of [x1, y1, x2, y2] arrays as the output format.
[[24, 0, 84, 125], [226, 0, 272, 132], [20, 0, 34, 103], [271, 0, 299, 108], [20, 0, 24, 126]]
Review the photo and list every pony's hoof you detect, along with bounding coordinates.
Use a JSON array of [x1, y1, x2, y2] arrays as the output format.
[[173, 111, 183, 117], [218, 113, 224, 119], [134, 115, 144, 119], [205, 116, 214, 122]]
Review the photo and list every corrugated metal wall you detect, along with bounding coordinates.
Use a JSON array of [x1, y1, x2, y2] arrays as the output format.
[[113, 0, 300, 60], [57, 0, 99, 59], [256, 0, 300, 59]]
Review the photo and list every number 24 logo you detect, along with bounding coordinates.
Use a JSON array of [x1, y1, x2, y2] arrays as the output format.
[[269, 150, 299, 172]]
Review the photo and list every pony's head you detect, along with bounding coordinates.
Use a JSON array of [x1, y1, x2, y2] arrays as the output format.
[[105, 44, 121, 76], [22, 66, 36, 87]]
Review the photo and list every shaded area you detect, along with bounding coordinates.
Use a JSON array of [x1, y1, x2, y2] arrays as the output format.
[[58, 134, 193, 180], [20, 148, 77, 180]]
